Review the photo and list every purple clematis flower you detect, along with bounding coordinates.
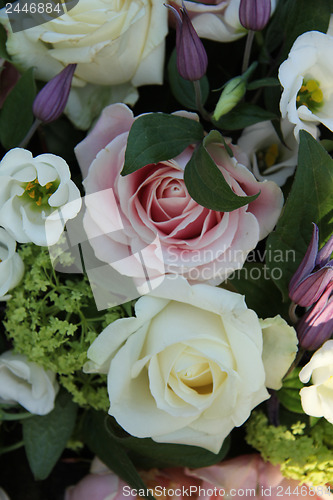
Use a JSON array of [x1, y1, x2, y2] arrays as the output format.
[[166, 2, 208, 81], [289, 223, 333, 308], [297, 281, 333, 351], [239, 0, 271, 31], [33, 64, 77, 124]]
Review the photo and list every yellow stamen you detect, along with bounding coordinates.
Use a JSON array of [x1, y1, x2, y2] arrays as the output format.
[[25, 181, 35, 191], [264, 143, 279, 168], [300, 85, 307, 93], [311, 88, 323, 103], [36, 197, 42, 206], [305, 79, 318, 92], [27, 190, 35, 199], [45, 182, 53, 189]]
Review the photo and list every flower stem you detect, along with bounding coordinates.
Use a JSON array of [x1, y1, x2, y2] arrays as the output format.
[[193, 80, 211, 122], [283, 348, 305, 380], [242, 30, 255, 74], [18, 118, 41, 148], [0, 440, 24, 454]]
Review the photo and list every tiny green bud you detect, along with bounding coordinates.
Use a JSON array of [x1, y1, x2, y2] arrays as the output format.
[[212, 76, 246, 120]]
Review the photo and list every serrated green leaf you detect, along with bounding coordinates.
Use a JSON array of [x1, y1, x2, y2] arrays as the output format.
[[266, 131, 333, 300], [184, 131, 259, 211], [105, 417, 230, 469], [82, 411, 152, 497], [213, 103, 277, 131], [22, 390, 77, 480], [167, 49, 209, 111], [0, 67, 36, 149], [122, 113, 204, 175]]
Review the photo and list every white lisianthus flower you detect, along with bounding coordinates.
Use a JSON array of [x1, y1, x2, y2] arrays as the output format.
[[0, 227, 24, 300], [299, 340, 333, 424], [0, 351, 59, 415], [0, 148, 81, 246], [0, 0, 168, 128], [237, 119, 298, 187], [279, 31, 333, 140], [85, 276, 297, 453]]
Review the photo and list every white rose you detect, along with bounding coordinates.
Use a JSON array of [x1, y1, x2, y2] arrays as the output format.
[[279, 31, 333, 140], [0, 227, 24, 300], [237, 119, 298, 187], [169, 0, 277, 43], [0, 148, 81, 246], [299, 340, 333, 424], [0, 0, 168, 128], [85, 277, 297, 453], [0, 351, 59, 415]]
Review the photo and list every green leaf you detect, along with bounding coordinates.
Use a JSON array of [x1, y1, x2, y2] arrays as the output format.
[[106, 417, 230, 469], [213, 103, 277, 131], [281, 0, 330, 62], [247, 77, 280, 91], [0, 68, 36, 149], [184, 130, 260, 211], [122, 113, 204, 175], [167, 49, 209, 110], [277, 368, 304, 414], [0, 24, 10, 61], [266, 131, 333, 299], [226, 263, 290, 320], [22, 390, 78, 480], [82, 411, 152, 496]]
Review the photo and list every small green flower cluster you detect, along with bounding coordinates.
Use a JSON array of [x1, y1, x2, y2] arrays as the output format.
[[4, 244, 125, 411], [246, 411, 333, 485]]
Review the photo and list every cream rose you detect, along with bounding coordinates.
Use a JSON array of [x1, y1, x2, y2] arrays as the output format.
[[299, 340, 333, 424], [0, 0, 168, 128], [85, 276, 297, 453], [0, 227, 24, 300], [0, 351, 59, 415], [0, 148, 81, 246]]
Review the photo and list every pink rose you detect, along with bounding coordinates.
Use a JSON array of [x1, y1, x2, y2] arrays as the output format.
[[75, 103, 283, 285], [187, 455, 332, 500]]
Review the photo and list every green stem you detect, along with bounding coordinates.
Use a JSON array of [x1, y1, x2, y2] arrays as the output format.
[[283, 348, 304, 380], [18, 118, 41, 148], [193, 80, 211, 122], [242, 30, 255, 74], [0, 411, 34, 421], [0, 440, 24, 454]]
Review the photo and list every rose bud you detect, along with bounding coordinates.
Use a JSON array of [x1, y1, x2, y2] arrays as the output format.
[[239, 0, 271, 31], [289, 223, 333, 307], [166, 2, 208, 81], [33, 64, 76, 123]]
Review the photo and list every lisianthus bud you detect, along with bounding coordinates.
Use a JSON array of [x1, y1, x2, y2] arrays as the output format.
[[289, 223, 333, 307], [166, 3, 208, 81], [239, 0, 271, 31], [212, 63, 256, 120], [33, 64, 76, 123], [297, 282, 333, 351], [213, 76, 246, 120]]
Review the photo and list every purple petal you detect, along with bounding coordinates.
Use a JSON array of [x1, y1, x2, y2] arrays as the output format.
[[289, 223, 319, 298], [316, 232, 333, 268], [239, 0, 271, 31], [291, 267, 333, 307]]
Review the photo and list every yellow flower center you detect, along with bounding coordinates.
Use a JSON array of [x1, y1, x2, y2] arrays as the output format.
[[296, 79, 324, 112], [21, 178, 59, 209], [256, 143, 279, 174]]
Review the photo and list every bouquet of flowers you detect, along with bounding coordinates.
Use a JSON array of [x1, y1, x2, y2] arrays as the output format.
[[0, 0, 332, 498]]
